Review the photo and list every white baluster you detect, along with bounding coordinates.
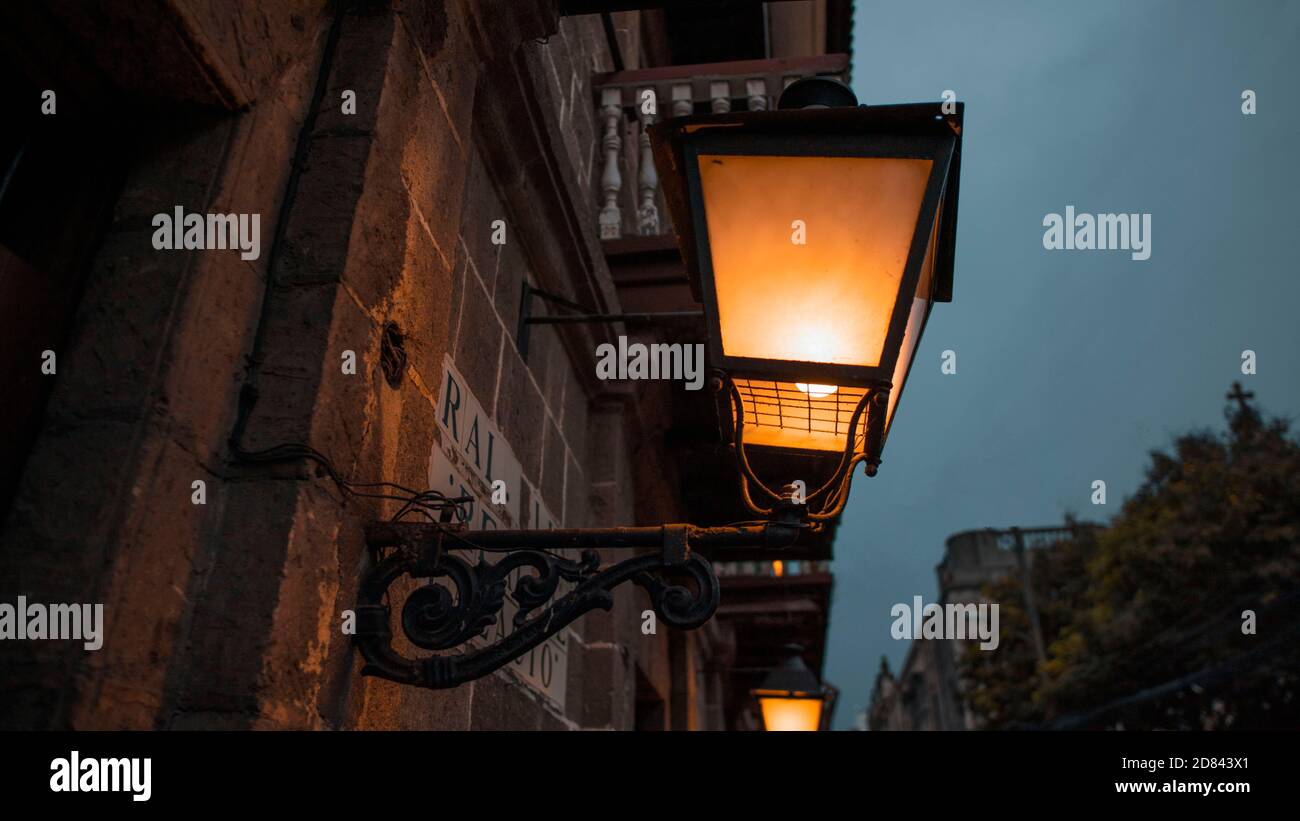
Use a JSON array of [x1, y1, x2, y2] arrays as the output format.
[[598, 86, 623, 240], [636, 86, 659, 235], [745, 77, 768, 112], [671, 82, 693, 118], [709, 80, 731, 113]]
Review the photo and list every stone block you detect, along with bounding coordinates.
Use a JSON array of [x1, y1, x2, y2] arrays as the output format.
[[470, 671, 543, 730], [495, 342, 545, 485], [458, 146, 505, 298], [451, 271, 503, 412], [539, 413, 566, 517], [563, 446, 587, 529], [577, 641, 632, 729]]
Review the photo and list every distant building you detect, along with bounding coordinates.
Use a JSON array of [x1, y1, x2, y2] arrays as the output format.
[[869, 523, 1100, 730]]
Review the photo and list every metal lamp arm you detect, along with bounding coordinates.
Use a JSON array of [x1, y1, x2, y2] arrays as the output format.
[[354, 518, 804, 691]]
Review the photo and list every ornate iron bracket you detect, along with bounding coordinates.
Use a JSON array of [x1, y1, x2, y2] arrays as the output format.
[[354, 513, 804, 690], [714, 371, 889, 525]]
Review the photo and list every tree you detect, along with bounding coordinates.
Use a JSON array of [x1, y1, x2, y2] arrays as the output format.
[[960, 387, 1300, 729]]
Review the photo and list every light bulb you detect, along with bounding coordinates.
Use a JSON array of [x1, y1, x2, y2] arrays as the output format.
[[796, 383, 837, 399]]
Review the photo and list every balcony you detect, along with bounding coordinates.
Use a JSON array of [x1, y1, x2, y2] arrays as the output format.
[[715, 558, 831, 578], [592, 53, 851, 241]]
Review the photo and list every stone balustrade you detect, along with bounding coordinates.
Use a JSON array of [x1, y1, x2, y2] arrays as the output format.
[[592, 54, 851, 240]]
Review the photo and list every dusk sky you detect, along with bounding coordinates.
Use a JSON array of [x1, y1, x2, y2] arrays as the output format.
[[828, 0, 1300, 728]]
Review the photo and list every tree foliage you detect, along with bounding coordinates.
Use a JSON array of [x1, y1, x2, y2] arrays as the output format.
[[960, 392, 1300, 729]]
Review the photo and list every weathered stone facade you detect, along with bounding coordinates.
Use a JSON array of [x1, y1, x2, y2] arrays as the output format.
[[0, 1, 717, 731]]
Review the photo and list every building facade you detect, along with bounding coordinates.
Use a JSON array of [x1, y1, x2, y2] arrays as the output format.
[[868, 523, 1098, 731], [0, 0, 852, 731]]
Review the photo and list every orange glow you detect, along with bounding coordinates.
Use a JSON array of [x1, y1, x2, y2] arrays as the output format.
[[697, 154, 933, 368], [796, 382, 837, 398], [771, 560, 784, 577], [757, 695, 823, 731], [734, 379, 868, 453]]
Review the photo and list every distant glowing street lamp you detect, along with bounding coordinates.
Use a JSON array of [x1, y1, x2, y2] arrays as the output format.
[[752, 644, 836, 731], [652, 78, 964, 522]]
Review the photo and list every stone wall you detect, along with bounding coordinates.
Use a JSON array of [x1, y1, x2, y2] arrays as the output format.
[[0, 0, 705, 731]]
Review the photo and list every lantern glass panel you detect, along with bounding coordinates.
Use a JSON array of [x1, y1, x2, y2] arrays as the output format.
[[696, 154, 933, 369], [733, 378, 869, 453], [884, 202, 940, 434]]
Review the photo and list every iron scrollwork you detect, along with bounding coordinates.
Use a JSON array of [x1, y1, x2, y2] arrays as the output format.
[[353, 522, 730, 690]]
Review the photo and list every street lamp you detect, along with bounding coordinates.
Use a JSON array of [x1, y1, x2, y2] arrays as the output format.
[[651, 78, 964, 522], [751, 644, 836, 731], [350, 81, 966, 693]]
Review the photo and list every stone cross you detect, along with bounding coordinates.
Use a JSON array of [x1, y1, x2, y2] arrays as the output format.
[[1226, 381, 1255, 415]]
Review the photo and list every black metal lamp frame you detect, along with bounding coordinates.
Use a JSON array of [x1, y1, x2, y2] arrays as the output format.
[[650, 100, 964, 469]]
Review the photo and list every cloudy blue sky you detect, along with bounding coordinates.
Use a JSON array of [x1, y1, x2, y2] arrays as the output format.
[[827, 0, 1300, 729]]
